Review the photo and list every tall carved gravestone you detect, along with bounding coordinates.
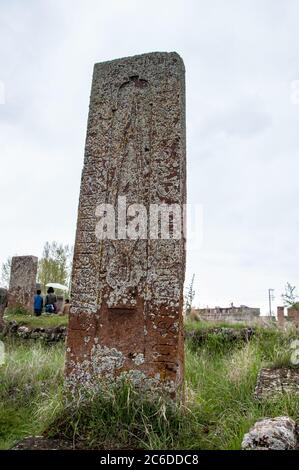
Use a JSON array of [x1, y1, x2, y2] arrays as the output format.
[[8, 256, 38, 313], [66, 52, 186, 393]]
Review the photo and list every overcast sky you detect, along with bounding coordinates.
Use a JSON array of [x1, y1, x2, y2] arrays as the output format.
[[1, 0, 299, 314]]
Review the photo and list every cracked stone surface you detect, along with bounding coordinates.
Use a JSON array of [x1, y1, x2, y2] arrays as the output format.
[[255, 368, 299, 399], [242, 416, 298, 450], [66, 52, 186, 391]]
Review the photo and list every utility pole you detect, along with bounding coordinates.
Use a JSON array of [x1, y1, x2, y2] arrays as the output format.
[[268, 288, 275, 317]]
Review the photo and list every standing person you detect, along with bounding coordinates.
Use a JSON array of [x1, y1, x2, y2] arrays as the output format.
[[61, 298, 71, 316], [45, 287, 57, 314], [34, 290, 44, 316]]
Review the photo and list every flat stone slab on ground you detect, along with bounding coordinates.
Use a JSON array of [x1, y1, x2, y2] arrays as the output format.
[[255, 367, 299, 399], [12, 436, 73, 450]]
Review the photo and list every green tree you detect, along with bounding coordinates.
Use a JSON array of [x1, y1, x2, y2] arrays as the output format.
[[1, 257, 12, 288], [184, 274, 196, 317], [38, 242, 72, 294], [282, 282, 299, 309]]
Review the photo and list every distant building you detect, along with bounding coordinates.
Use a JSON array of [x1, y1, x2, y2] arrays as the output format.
[[192, 305, 261, 323], [277, 306, 299, 326]]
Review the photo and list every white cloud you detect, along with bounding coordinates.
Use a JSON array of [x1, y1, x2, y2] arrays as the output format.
[[0, 0, 299, 314]]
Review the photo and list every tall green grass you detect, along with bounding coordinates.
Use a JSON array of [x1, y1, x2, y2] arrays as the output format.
[[185, 320, 249, 331], [4, 311, 69, 328], [0, 324, 298, 449], [0, 338, 65, 449], [184, 325, 299, 449], [46, 378, 205, 450]]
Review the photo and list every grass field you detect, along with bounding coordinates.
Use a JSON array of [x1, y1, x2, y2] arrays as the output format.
[[0, 323, 299, 450], [4, 309, 69, 328]]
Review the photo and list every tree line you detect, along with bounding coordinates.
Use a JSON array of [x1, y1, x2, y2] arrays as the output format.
[[1, 241, 73, 295]]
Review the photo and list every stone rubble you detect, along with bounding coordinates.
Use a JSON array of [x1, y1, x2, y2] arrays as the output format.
[[242, 416, 298, 450], [0, 320, 66, 343]]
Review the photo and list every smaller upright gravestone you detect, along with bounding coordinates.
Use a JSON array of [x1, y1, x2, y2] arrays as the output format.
[[56, 296, 64, 314], [0, 288, 8, 328], [8, 256, 38, 313]]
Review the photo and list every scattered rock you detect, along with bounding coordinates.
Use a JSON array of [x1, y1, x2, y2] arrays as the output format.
[[242, 416, 298, 450], [255, 368, 299, 399], [0, 321, 66, 343]]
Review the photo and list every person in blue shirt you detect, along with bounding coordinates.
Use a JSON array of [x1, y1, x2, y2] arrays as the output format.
[[34, 290, 44, 316]]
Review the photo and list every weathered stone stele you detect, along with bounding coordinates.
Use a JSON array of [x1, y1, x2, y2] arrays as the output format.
[[56, 296, 64, 314], [66, 52, 186, 392], [8, 256, 38, 313]]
